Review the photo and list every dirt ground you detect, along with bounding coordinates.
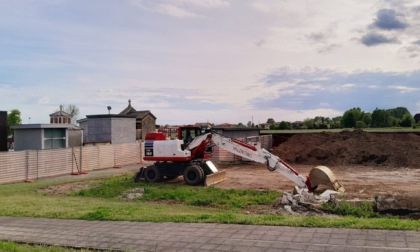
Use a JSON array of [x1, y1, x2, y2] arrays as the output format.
[[212, 131, 420, 200], [212, 162, 420, 200]]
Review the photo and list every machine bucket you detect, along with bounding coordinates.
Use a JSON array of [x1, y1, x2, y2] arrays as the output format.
[[204, 171, 226, 186], [308, 166, 345, 192]]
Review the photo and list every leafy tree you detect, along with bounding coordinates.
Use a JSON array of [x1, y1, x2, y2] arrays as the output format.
[[355, 121, 366, 129], [278, 121, 292, 130], [303, 118, 315, 129], [361, 113, 372, 127], [7, 109, 22, 137], [266, 118, 275, 124], [342, 107, 363, 128], [400, 113, 414, 127], [330, 116, 342, 129], [236, 122, 246, 128], [388, 107, 411, 119], [371, 108, 392, 128], [247, 121, 252, 127]]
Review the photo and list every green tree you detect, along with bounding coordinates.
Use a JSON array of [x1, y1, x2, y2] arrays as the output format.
[[342, 107, 363, 128], [266, 118, 275, 124], [355, 121, 366, 129], [7, 109, 22, 137], [388, 107, 411, 119], [236, 122, 246, 128], [371, 108, 392, 128], [331, 116, 342, 129], [303, 118, 315, 129], [278, 121, 292, 130], [400, 113, 414, 127]]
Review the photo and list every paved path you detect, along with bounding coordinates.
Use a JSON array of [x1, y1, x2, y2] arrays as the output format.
[[0, 217, 419, 251]]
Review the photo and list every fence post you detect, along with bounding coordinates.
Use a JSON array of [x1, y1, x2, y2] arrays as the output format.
[[24, 150, 34, 183]]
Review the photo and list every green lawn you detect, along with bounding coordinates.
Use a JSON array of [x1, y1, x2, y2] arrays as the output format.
[[0, 172, 419, 230]]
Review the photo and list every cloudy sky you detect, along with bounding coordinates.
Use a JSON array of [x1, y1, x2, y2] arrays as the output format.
[[1, 0, 420, 125]]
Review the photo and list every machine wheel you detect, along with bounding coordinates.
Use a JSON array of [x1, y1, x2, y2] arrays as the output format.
[[183, 165, 205, 186], [144, 166, 162, 183], [133, 169, 143, 183]]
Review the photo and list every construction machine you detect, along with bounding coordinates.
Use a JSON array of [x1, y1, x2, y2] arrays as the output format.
[[134, 126, 344, 192]]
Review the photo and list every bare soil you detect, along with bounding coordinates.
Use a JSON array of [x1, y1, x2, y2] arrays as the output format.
[[213, 163, 420, 200], [213, 131, 420, 200]]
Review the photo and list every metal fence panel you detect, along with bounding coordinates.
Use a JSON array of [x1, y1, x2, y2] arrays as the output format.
[[98, 145, 114, 169], [114, 142, 141, 166], [0, 151, 27, 184], [82, 146, 100, 171], [37, 148, 73, 178]]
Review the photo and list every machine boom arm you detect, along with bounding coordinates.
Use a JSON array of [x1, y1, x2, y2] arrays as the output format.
[[188, 132, 311, 189]]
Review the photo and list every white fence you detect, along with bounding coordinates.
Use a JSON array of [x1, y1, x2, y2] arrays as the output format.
[[0, 142, 142, 184], [0, 135, 272, 184]]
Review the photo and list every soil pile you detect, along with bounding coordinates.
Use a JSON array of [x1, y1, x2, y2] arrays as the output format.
[[272, 130, 420, 167]]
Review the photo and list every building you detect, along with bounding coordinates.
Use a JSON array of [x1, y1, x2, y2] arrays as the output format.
[[119, 99, 156, 140], [11, 124, 82, 151], [77, 114, 136, 145], [212, 127, 260, 139], [49, 105, 72, 124]]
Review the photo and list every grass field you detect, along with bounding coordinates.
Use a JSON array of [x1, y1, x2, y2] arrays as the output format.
[[0, 172, 419, 231]]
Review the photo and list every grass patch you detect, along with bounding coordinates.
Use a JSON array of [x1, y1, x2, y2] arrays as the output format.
[[0, 172, 419, 230], [321, 201, 383, 218], [74, 175, 280, 209], [0, 241, 94, 252]]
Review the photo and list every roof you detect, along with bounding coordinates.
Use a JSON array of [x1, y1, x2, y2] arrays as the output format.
[[49, 110, 72, 117], [49, 105, 72, 117], [119, 99, 156, 120], [11, 124, 82, 130]]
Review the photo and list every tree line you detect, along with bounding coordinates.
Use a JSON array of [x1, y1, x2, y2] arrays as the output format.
[[266, 107, 418, 130]]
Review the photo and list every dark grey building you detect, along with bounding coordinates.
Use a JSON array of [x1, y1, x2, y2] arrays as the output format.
[[11, 124, 82, 151], [77, 114, 136, 145], [212, 127, 260, 139], [119, 99, 156, 140]]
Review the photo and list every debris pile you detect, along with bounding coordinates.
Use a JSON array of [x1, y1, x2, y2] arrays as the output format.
[[273, 186, 340, 215], [374, 193, 420, 219]]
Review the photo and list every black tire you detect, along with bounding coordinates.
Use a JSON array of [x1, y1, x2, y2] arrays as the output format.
[[144, 166, 162, 183], [133, 170, 143, 183], [183, 165, 205, 186]]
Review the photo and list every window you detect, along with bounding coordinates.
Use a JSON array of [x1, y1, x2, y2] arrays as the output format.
[[44, 129, 66, 149]]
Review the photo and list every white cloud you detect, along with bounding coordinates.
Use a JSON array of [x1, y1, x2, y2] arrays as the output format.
[[388, 85, 419, 93]]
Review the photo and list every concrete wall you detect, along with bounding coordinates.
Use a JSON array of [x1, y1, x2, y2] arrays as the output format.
[[140, 114, 156, 140], [83, 117, 136, 144], [86, 118, 112, 143], [14, 129, 43, 151], [111, 118, 136, 144]]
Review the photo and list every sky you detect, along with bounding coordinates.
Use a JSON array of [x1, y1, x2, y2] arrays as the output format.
[[1, 0, 420, 126]]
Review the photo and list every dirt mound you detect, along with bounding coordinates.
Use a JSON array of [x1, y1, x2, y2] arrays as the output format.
[[272, 130, 420, 167]]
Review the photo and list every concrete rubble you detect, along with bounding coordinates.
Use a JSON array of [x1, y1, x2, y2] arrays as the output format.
[[273, 186, 340, 215], [374, 193, 420, 218]]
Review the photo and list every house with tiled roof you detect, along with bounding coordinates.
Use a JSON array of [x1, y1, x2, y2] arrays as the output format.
[[119, 99, 156, 140]]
